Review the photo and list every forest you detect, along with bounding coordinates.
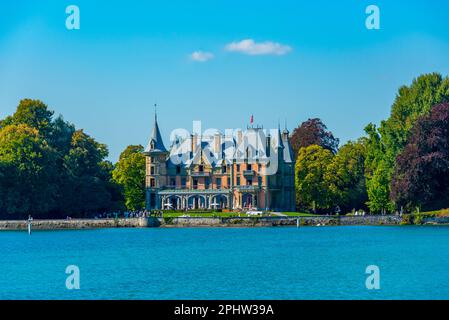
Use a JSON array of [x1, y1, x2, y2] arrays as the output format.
[[1, 72, 448, 219]]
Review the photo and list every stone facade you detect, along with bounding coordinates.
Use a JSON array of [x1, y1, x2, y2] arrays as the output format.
[[143, 114, 296, 211]]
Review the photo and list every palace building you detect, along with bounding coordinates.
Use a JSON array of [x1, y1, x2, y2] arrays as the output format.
[[143, 113, 295, 211]]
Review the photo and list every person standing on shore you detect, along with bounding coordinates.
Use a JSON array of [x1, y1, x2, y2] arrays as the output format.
[[27, 215, 33, 235]]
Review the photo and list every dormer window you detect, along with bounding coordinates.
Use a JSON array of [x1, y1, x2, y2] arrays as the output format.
[[199, 165, 204, 172], [150, 141, 155, 150]]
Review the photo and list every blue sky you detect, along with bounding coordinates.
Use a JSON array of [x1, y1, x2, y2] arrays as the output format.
[[1, 0, 449, 161]]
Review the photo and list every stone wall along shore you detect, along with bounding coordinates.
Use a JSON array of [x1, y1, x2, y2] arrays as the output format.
[[1, 215, 448, 231]]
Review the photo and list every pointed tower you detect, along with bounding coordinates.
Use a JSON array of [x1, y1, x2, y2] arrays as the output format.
[[281, 124, 296, 212], [282, 126, 293, 164], [143, 107, 169, 210]]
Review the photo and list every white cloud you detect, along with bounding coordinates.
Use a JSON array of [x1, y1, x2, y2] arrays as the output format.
[[190, 51, 214, 62], [225, 39, 292, 56]]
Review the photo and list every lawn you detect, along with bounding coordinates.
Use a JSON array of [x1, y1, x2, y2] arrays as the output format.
[[415, 208, 449, 217], [161, 212, 242, 218], [160, 211, 320, 218], [279, 212, 321, 217]]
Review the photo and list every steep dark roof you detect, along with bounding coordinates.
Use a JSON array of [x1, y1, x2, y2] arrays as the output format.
[[276, 128, 284, 149], [144, 115, 167, 153], [282, 129, 294, 163]]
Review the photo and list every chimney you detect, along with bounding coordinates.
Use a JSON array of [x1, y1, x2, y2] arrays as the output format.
[[214, 133, 222, 156], [237, 130, 243, 146], [191, 134, 198, 154], [282, 129, 289, 142], [266, 134, 271, 157]]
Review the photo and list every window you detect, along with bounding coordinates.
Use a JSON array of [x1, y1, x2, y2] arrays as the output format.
[[205, 178, 210, 189], [236, 164, 240, 172], [193, 179, 198, 189], [150, 178, 156, 188], [236, 177, 240, 186], [216, 178, 222, 189], [222, 166, 227, 174], [150, 166, 155, 175], [247, 179, 252, 186], [181, 178, 186, 187], [199, 165, 204, 172], [170, 178, 176, 187], [176, 165, 181, 174], [247, 164, 252, 171], [150, 193, 156, 207]]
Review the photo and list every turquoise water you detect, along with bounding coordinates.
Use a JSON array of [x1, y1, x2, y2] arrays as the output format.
[[1, 226, 449, 300]]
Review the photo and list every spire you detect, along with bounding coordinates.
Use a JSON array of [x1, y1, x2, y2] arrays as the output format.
[[283, 118, 289, 134], [281, 119, 293, 163], [276, 125, 284, 149], [144, 104, 167, 153]]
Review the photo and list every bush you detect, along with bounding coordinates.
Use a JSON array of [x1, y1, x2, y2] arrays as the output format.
[[163, 217, 174, 225], [414, 215, 423, 225], [401, 214, 413, 225]]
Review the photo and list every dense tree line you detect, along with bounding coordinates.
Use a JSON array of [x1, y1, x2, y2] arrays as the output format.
[[391, 103, 449, 211], [2, 73, 448, 218], [294, 140, 367, 213], [112, 145, 146, 211], [0, 99, 124, 219], [292, 73, 449, 214]]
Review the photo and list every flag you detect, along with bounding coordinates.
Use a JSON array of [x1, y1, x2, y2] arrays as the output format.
[[250, 115, 254, 124]]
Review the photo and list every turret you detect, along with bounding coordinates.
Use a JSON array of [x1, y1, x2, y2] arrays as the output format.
[[144, 108, 168, 209]]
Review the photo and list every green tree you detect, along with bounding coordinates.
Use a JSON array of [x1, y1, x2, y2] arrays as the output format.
[[363, 123, 394, 213], [47, 115, 75, 155], [3, 99, 54, 137], [364, 73, 449, 213], [64, 130, 108, 177], [325, 139, 368, 212], [380, 73, 449, 158], [295, 145, 333, 212], [0, 99, 124, 218], [366, 160, 394, 214], [0, 124, 57, 218], [112, 145, 146, 211], [61, 130, 122, 216]]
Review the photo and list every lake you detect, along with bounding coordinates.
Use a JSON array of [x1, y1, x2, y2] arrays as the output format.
[[1, 226, 448, 300]]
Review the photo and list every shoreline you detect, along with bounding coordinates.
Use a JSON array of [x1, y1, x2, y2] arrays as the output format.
[[1, 215, 449, 231]]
